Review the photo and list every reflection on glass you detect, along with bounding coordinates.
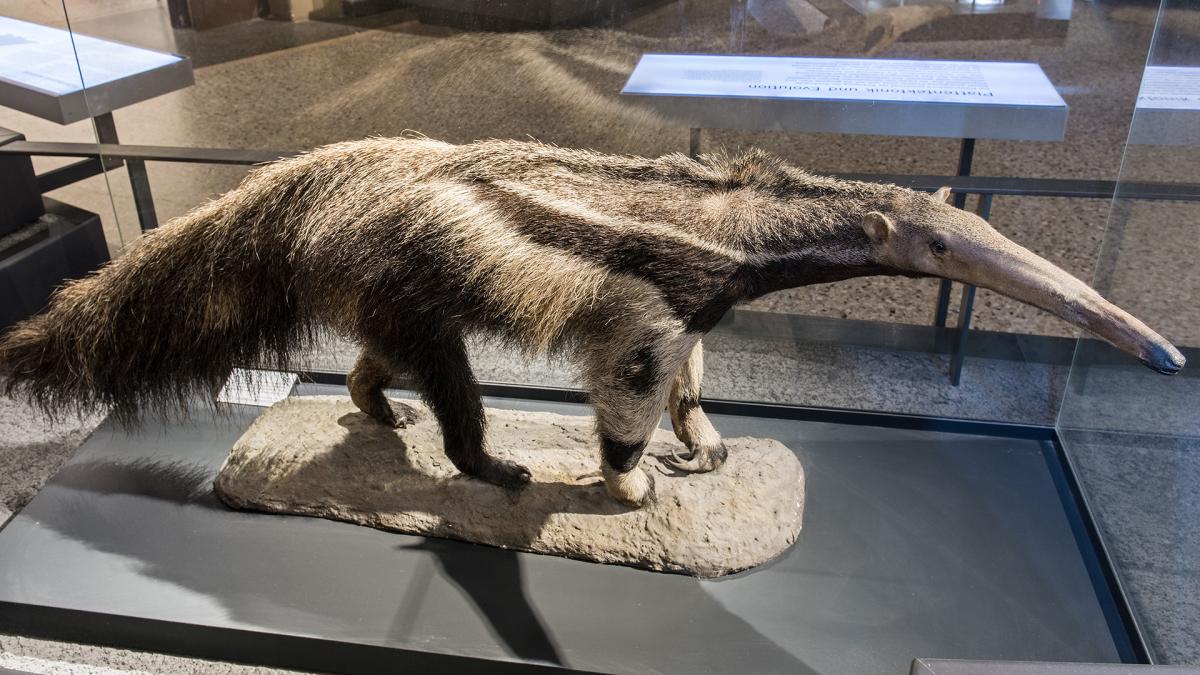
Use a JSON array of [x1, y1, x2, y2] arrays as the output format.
[[1056, 0, 1200, 664]]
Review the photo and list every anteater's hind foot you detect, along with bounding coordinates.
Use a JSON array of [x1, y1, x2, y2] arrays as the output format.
[[469, 456, 533, 491], [356, 393, 421, 429], [351, 387, 420, 428], [348, 348, 420, 427], [379, 400, 421, 428]]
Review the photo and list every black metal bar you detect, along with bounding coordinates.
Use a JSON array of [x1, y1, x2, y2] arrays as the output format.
[[933, 283, 954, 327], [92, 114, 158, 230], [0, 140, 295, 166], [127, 159, 159, 229], [935, 138, 977, 328], [933, 284, 955, 327], [35, 157, 123, 193], [952, 138, 976, 208], [93, 113, 159, 231], [950, 285, 977, 386], [5, 139, 1200, 202]]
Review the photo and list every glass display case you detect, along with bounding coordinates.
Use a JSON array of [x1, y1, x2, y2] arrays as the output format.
[[1056, 0, 1200, 663], [0, 0, 1195, 671]]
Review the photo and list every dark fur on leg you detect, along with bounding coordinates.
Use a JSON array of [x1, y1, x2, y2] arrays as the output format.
[[399, 332, 531, 490], [602, 437, 646, 474], [600, 436, 656, 508]]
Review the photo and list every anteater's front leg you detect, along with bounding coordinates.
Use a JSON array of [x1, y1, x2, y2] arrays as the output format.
[[662, 341, 727, 473], [589, 335, 696, 507]]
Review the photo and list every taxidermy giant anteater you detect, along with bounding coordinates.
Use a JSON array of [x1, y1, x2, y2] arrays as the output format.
[[0, 137, 1185, 507]]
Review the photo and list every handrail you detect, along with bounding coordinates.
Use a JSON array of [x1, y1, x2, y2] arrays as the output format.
[[0, 140, 296, 166], [6, 139, 1200, 202]]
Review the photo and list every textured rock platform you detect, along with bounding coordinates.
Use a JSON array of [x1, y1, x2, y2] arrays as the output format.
[[214, 396, 804, 577]]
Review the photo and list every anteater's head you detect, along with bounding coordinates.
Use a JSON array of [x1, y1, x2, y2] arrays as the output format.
[[861, 186, 1185, 375]]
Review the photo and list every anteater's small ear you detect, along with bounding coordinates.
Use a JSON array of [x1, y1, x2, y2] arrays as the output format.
[[862, 211, 894, 245], [933, 186, 952, 203]]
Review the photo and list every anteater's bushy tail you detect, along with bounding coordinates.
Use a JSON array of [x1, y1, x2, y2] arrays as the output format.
[[0, 192, 310, 426]]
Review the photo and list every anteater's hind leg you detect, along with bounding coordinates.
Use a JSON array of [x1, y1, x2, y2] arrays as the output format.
[[348, 347, 420, 428], [399, 331, 532, 490], [662, 341, 727, 473]]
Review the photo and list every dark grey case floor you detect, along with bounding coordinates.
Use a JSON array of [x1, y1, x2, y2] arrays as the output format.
[[0, 384, 1125, 674]]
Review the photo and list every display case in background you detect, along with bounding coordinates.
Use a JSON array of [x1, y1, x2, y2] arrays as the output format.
[[0, 2, 139, 256], [0, 0, 1196, 672]]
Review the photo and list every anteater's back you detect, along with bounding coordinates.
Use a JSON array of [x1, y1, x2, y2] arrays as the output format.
[[296, 137, 714, 354]]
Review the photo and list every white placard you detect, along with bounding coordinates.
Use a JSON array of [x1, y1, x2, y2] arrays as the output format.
[[622, 54, 1065, 108], [1137, 66, 1200, 111], [0, 16, 181, 96], [216, 368, 299, 408]]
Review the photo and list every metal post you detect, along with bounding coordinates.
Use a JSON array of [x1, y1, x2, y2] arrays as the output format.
[[949, 285, 977, 386], [934, 137, 976, 327], [93, 112, 158, 231], [949, 192, 992, 385]]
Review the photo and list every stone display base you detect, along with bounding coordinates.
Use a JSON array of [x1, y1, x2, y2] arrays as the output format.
[[214, 395, 804, 577]]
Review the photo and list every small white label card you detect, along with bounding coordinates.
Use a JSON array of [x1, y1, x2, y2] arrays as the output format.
[[0, 16, 183, 95], [622, 54, 1065, 108], [1137, 66, 1200, 111], [215, 368, 299, 407]]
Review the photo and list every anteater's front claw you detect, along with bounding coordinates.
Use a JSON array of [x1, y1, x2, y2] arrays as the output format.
[[661, 443, 728, 474]]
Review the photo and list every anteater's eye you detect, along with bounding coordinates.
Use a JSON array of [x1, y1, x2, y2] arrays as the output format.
[[930, 240, 947, 255]]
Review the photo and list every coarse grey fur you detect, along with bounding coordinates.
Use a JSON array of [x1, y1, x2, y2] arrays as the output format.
[[0, 136, 1184, 506]]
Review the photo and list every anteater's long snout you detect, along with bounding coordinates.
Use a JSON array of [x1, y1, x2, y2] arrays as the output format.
[[952, 235, 1185, 375]]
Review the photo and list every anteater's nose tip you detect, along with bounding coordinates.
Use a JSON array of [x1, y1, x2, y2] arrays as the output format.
[[1144, 344, 1186, 375]]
